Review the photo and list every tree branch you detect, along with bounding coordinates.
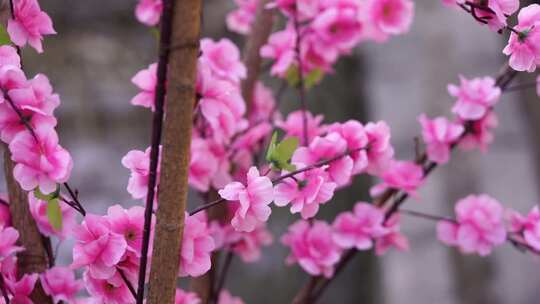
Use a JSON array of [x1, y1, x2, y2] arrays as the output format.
[[145, 0, 202, 303]]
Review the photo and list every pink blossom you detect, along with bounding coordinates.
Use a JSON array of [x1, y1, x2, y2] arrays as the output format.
[[179, 213, 215, 277], [0, 225, 23, 260], [293, 132, 353, 186], [201, 38, 247, 83], [7, 0, 55, 53], [364, 121, 394, 175], [72, 214, 128, 279], [508, 206, 540, 251], [333, 202, 387, 250], [189, 137, 219, 192], [437, 194, 507, 256], [370, 160, 424, 198], [448, 75, 501, 120], [276, 110, 325, 145], [268, 0, 320, 20], [218, 290, 245, 304], [176, 288, 201, 304], [418, 114, 464, 164], [83, 271, 133, 304], [6, 274, 37, 304], [282, 220, 341, 278], [274, 164, 336, 219], [28, 192, 77, 239], [503, 4, 540, 71], [121, 147, 159, 200], [374, 214, 409, 255], [226, 0, 258, 35], [311, 3, 363, 51], [210, 219, 273, 263], [135, 0, 163, 26], [130, 63, 157, 111], [219, 167, 274, 232], [260, 25, 297, 76], [107, 205, 145, 257], [459, 111, 498, 152], [0, 46, 21, 68], [0, 73, 60, 143], [364, 0, 414, 42], [9, 124, 72, 194], [474, 0, 519, 31], [231, 122, 272, 153], [197, 60, 246, 141], [299, 31, 338, 73], [41, 266, 83, 303], [326, 120, 369, 174]]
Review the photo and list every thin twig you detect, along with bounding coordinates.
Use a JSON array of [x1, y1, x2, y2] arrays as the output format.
[[118, 267, 137, 300], [211, 251, 234, 304], [293, 7, 309, 145]]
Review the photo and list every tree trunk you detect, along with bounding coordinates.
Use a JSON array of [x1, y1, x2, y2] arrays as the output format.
[[3, 147, 53, 304], [146, 0, 202, 303]]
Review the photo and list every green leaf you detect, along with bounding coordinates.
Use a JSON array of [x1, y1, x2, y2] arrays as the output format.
[[34, 185, 60, 201], [266, 132, 278, 161], [274, 137, 299, 163], [267, 135, 299, 171], [46, 198, 63, 231], [305, 68, 324, 89], [0, 26, 10, 46], [285, 65, 300, 88]]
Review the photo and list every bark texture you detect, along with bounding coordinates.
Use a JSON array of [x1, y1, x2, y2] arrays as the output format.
[[145, 0, 202, 303]]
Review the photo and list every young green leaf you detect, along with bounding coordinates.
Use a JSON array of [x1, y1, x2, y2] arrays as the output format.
[[274, 136, 299, 164], [0, 26, 10, 46], [46, 198, 63, 231], [34, 185, 60, 201], [305, 68, 323, 89], [285, 65, 300, 87], [266, 132, 278, 161]]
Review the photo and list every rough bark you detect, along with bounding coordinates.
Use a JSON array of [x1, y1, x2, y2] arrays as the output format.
[[145, 0, 202, 303], [3, 146, 53, 304]]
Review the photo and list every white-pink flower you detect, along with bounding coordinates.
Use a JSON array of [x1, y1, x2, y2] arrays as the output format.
[[418, 114, 464, 164], [135, 0, 163, 26], [333, 202, 387, 250], [281, 220, 341, 278], [121, 147, 160, 200], [9, 124, 72, 194], [503, 4, 540, 72], [508, 206, 540, 251], [8, 0, 56, 53], [131, 63, 157, 111], [437, 194, 507, 256], [201, 38, 247, 83], [176, 288, 201, 304], [448, 75, 501, 120], [41, 266, 83, 304], [226, 0, 258, 35], [28, 192, 77, 239], [179, 213, 215, 277], [219, 167, 274, 232], [274, 164, 336, 219], [72, 214, 128, 279], [370, 160, 424, 198], [374, 213, 409, 255]]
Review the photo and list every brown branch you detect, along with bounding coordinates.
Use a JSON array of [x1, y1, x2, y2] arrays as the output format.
[[145, 0, 202, 303], [3, 146, 53, 304], [241, 0, 274, 114]]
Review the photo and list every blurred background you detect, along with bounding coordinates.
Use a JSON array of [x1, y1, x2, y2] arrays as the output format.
[[3, 0, 540, 303]]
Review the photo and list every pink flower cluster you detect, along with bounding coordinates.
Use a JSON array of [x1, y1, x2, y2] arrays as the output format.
[[437, 194, 507, 256], [283, 212, 408, 277], [135, 0, 163, 26], [503, 4, 540, 72], [508, 206, 540, 251], [260, 0, 414, 78], [8, 0, 56, 53], [0, 45, 73, 195]]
